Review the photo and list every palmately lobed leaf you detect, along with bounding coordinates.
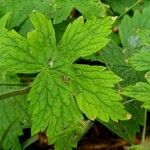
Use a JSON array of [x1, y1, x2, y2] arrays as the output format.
[[0, 11, 129, 147]]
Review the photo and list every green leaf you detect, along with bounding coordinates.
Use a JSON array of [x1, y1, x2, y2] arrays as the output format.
[[0, 11, 56, 73], [138, 29, 150, 46], [0, 11, 128, 147], [28, 69, 83, 143], [122, 82, 150, 110], [55, 120, 90, 150], [105, 0, 136, 14], [57, 16, 113, 63], [50, 0, 107, 24], [74, 64, 128, 122], [129, 29, 150, 71], [130, 49, 150, 71], [0, 0, 51, 28], [0, 13, 10, 56], [119, 7, 150, 56], [122, 81, 150, 109], [93, 7, 150, 86], [0, 13, 10, 30], [0, 73, 30, 150], [87, 41, 145, 86], [95, 7, 150, 86], [101, 101, 144, 143]]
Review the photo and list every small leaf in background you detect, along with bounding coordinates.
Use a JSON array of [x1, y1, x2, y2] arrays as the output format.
[[0, 73, 30, 150], [129, 29, 150, 71], [122, 81, 150, 109], [122, 27, 150, 108], [0, 0, 51, 28], [50, 0, 107, 24], [87, 41, 145, 86], [119, 7, 150, 56], [105, 0, 136, 14]]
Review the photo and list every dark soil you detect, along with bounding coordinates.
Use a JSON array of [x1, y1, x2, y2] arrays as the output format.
[[23, 121, 141, 150]]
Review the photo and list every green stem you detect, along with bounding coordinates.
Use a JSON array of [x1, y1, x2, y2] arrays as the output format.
[[123, 99, 135, 105], [0, 83, 30, 86], [117, 0, 144, 20], [0, 85, 32, 100], [0, 121, 16, 150], [21, 124, 31, 129], [22, 134, 38, 150], [141, 109, 147, 143], [77, 120, 93, 142]]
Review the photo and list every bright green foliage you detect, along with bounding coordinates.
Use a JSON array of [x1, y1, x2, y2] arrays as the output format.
[[92, 42, 144, 141], [130, 49, 150, 71], [57, 16, 113, 63], [0, 73, 30, 150], [0, 13, 10, 32], [0, 0, 51, 28], [74, 64, 127, 122], [0, 11, 129, 147], [0, 11, 56, 73], [28, 69, 83, 143], [84, 7, 150, 142], [50, 0, 107, 24], [101, 101, 144, 143], [87, 7, 150, 86], [0, 1, 150, 150], [138, 29, 150, 46]]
